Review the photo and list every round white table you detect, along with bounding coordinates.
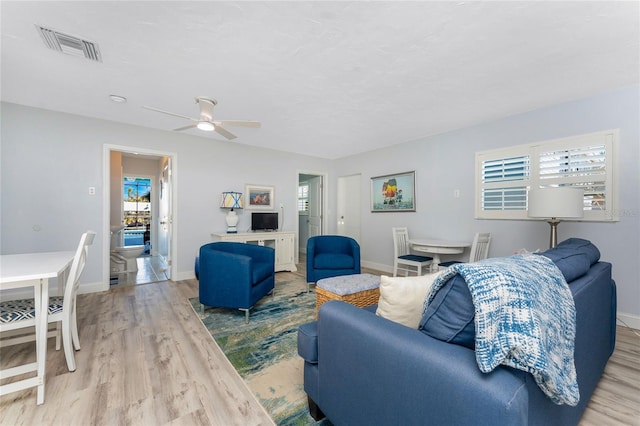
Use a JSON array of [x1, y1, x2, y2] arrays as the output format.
[[409, 239, 471, 272]]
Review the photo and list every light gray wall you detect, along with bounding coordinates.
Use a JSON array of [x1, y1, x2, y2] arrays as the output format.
[[333, 86, 640, 323], [0, 103, 332, 288], [2, 86, 638, 323]]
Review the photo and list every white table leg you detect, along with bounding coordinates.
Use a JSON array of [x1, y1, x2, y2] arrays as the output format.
[[33, 278, 48, 405]]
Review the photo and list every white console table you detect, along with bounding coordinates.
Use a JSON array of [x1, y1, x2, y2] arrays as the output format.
[[211, 231, 297, 272]]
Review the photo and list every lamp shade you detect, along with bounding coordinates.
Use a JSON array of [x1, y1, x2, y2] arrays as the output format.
[[220, 192, 243, 209], [528, 187, 584, 219]]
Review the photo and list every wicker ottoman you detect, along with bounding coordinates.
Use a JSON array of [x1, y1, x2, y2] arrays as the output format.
[[316, 273, 381, 314]]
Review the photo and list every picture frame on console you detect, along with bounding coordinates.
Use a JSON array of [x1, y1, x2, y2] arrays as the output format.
[[370, 171, 416, 212], [245, 184, 275, 210]]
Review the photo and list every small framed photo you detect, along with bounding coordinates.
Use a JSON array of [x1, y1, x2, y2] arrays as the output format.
[[371, 171, 416, 212], [244, 184, 275, 210]]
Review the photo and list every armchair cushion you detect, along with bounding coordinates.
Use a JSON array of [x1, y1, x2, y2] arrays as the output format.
[[314, 253, 355, 270]]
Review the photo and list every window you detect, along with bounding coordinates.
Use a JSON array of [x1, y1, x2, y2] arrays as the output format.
[[476, 129, 618, 221], [298, 183, 309, 213], [123, 176, 151, 228]]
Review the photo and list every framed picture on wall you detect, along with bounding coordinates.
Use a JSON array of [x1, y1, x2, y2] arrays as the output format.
[[244, 184, 275, 210], [370, 171, 416, 212]]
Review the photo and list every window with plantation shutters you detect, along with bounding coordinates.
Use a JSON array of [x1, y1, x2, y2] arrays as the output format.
[[298, 183, 309, 213], [476, 129, 618, 221]]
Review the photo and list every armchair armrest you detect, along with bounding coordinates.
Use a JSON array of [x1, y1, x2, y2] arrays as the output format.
[[199, 249, 253, 308]]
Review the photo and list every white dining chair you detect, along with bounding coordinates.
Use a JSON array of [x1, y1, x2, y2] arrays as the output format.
[[0, 231, 95, 372], [438, 232, 491, 268], [392, 227, 433, 276]]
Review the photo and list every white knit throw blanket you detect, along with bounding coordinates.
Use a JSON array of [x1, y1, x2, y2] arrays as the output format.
[[428, 254, 579, 406]]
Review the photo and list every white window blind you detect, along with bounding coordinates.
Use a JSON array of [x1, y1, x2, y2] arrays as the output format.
[[475, 129, 618, 221], [298, 184, 309, 212]]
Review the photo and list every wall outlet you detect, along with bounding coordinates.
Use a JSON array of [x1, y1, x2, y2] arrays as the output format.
[[89, 186, 96, 195]]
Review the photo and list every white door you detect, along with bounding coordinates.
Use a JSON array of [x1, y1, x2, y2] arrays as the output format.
[[337, 174, 361, 243], [158, 157, 172, 279], [308, 176, 322, 238]]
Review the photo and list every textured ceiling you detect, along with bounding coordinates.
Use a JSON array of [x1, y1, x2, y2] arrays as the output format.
[[1, 1, 638, 159]]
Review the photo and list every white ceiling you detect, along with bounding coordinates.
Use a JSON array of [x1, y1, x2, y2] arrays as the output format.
[[2, 1, 638, 159]]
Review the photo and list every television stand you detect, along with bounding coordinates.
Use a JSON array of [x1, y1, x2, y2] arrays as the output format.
[[211, 231, 297, 272]]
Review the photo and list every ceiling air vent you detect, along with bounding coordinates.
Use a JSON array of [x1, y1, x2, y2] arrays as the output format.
[[36, 25, 102, 62]]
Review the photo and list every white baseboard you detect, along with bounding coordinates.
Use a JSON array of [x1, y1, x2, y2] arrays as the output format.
[[617, 313, 640, 331], [78, 281, 109, 294], [175, 271, 196, 281], [361, 260, 392, 275]]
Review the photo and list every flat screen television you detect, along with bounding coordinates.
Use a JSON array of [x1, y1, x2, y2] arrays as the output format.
[[251, 212, 278, 231]]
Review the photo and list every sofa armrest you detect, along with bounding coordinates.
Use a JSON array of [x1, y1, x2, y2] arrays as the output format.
[[317, 301, 529, 426]]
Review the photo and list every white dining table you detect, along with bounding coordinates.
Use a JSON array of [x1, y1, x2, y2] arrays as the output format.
[[409, 239, 471, 272], [0, 251, 75, 405]]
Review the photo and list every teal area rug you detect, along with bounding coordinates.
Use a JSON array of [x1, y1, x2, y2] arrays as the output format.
[[189, 274, 329, 425]]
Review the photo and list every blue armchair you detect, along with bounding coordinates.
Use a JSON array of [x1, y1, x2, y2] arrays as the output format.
[[306, 235, 361, 290], [199, 242, 275, 322]]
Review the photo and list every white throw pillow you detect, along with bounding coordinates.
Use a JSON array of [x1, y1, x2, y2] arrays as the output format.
[[376, 273, 439, 328]]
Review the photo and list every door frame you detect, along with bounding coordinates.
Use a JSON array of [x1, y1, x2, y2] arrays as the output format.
[[102, 144, 179, 289], [296, 169, 328, 264]]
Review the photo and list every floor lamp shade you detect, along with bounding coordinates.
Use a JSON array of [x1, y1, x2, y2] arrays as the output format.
[[528, 187, 584, 248], [220, 192, 243, 233]]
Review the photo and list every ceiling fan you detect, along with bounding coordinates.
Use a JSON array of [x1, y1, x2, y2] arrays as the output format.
[[142, 96, 260, 140]]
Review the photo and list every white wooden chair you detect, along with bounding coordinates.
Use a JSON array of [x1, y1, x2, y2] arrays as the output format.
[[392, 227, 432, 276], [439, 232, 491, 268], [0, 231, 95, 372]]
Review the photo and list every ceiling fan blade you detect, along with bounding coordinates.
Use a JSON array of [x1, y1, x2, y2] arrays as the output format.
[[142, 105, 196, 121], [214, 125, 237, 140], [173, 124, 198, 131], [214, 120, 261, 128]]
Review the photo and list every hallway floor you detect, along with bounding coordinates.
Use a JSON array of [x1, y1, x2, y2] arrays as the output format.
[[110, 255, 168, 287]]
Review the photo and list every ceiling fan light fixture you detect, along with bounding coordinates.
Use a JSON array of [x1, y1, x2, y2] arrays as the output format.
[[197, 121, 215, 132]]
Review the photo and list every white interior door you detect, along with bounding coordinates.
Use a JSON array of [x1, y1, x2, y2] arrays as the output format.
[[158, 158, 172, 279], [337, 174, 361, 243], [308, 176, 322, 238]]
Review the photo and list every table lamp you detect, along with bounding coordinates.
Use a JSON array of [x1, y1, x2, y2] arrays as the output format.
[[528, 187, 584, 248], [220, 191, 243, 233]]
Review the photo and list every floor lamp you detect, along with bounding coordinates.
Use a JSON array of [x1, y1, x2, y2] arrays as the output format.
[[528, 187, 584, 248]]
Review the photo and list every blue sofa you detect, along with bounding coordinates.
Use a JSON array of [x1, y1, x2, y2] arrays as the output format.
[[297, 238, 616, 425], [306, 235, 361, 287], [199, 242, 275, 322]]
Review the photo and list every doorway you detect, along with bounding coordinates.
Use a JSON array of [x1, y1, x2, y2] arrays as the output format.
[[297, 172, 326, 258], [104, 145, 177, 288], [337, 174, 361, 244]]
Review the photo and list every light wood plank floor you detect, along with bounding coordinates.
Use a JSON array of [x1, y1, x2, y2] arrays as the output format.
[[1, 269, 639, 425]]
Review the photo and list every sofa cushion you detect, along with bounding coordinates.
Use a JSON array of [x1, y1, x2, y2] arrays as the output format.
[[314, 253, 354, 270], [539, 249, 590, 282], [297, 321, 318, 363], [418, 274, 475, 349], [376, 274, 437, 329], [555, 238, 600, 265], [252, 261, 273, 284]]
